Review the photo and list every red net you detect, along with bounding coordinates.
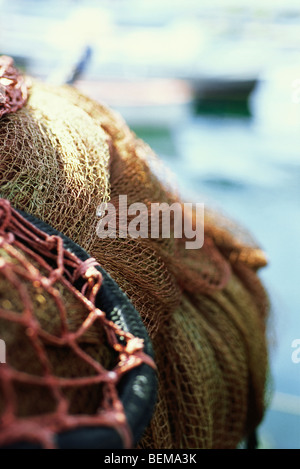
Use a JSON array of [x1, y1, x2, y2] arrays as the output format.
[[0, 198, 155, 449], [0, 56, 28, 118]]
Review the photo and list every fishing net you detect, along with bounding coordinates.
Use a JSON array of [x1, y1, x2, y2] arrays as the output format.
[[0, 56, 270, 449], [0, 198, 156, 449], [0, 55, 28, 119]]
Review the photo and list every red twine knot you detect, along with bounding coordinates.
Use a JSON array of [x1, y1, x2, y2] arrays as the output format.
[[0, 55, 29, 118]]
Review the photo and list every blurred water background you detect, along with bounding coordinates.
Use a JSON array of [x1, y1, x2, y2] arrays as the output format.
[[0, 0, 299, 449]]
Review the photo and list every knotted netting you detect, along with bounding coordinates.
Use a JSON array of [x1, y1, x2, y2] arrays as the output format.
[[0, 56, 270, 449], [0, 55, 28, 119], [0, 198, 156, 449]]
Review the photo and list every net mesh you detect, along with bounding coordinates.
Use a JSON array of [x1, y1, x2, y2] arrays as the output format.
[[0, 56, 28, 118], [0, 198, 154, 449], [0, 60, 270, 449]]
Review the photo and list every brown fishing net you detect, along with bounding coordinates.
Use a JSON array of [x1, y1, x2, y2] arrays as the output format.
[[0, 198, 155, 449], [0, 57, 270, 448]]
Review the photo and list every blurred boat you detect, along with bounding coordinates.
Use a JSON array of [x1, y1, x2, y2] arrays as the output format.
[[190, 76, 257, 103]]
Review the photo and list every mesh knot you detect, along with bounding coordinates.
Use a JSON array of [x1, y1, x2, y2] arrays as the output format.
[[0, 55, 28, 118]]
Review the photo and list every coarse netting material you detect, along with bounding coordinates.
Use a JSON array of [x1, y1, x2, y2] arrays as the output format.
[[0, 58, 270, 448], [0, 198, 155, 449]]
